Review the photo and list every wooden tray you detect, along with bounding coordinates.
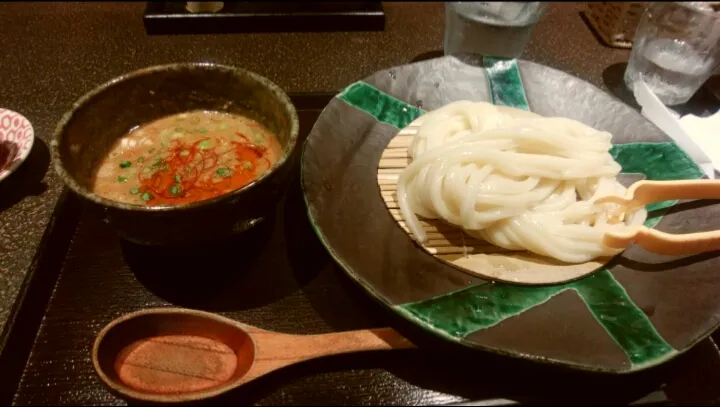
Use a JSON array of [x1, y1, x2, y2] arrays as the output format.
[[2, 92, 720, 405], [143, 1, 385, 35]]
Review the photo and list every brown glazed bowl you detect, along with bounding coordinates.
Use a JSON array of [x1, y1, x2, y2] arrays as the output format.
[[51, 63, 299, 246]]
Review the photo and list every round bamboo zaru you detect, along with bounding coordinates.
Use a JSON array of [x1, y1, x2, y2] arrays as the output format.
[[377, 116, 610, 285]]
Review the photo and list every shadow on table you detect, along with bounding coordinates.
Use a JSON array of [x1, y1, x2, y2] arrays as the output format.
[[121, 212, 278, 309], [0, 138, 49, 214], [283, 172, 392, 332], [282, 171, 333, 288]]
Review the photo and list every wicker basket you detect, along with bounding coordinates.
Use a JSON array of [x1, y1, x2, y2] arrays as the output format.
[[583, 2, 648, 49]]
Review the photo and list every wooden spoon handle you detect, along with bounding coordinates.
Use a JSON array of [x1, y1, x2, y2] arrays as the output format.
[[244, 328, 415, 382], [294, 328, 415, 354]]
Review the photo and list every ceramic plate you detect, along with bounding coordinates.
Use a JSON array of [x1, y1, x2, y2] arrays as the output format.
[[301, 56, 720, 373], [0, 108, 34, 182]]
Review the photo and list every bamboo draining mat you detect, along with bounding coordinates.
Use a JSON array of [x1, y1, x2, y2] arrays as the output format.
[[376, 116, 608, 285]]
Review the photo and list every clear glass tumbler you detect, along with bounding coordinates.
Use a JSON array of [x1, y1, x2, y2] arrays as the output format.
[[624, 2, 720, 106], [444, 2, 548, 59]]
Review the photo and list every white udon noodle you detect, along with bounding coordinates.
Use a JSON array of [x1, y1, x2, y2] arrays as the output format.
[[396, 101, 647, 264]]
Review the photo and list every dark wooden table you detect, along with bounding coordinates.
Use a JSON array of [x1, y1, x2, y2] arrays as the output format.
[[2, 3, 720, 406]]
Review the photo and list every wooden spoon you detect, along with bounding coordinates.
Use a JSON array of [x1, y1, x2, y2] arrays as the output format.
[[92, 308, 415, 403]]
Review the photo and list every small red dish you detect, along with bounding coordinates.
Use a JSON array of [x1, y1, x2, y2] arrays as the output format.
[[0, 108, 34, 182]]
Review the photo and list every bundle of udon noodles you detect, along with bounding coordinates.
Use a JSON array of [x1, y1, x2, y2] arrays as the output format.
[[396, 101, 647, 264]]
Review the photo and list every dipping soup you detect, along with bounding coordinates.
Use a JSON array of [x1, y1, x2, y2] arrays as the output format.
[[92, 111, 282, 206]]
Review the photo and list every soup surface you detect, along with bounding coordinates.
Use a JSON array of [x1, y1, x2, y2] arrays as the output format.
[[92, 110, 282, 206]]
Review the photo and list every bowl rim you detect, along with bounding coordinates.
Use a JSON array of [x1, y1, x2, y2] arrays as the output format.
[[51, 62, 300, 213]]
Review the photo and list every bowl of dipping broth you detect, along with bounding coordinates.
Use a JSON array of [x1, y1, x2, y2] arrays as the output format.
[[52, 63, 299, 246]]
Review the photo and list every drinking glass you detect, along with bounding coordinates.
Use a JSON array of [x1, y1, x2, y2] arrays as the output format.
[[624, 2, 720, 106], [444, 2, 548, 59]]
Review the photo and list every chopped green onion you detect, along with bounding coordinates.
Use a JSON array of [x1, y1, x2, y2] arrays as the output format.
[[151, 157, 164, 169], [148, 148, 156, 154], [129, 188, 140, 195], [141, 192, 153, 202], [174, 174, 182, 183], [119, 160, 132, 169], [180, 150, 190, 157], [169, 184, 181, 196], [216, 168, 232, 177], [137, 156, 145, 163], [198, 128, 208, 134], [199, 140, 212, 150], [242, 161, 252, 170], [219, 123, 228, 130], [117, 176, 128, 183]]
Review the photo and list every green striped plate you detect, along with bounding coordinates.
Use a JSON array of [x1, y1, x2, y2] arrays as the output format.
[[300, 56, 719, 373]]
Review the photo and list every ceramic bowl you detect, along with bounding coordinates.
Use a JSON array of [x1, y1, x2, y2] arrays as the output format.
[[52, 63, 299, 246]]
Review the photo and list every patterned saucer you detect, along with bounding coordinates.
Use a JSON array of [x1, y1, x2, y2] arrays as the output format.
[[0, 108, 34, 182]]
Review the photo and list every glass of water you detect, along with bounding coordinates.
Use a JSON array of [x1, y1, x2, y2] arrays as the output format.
[[444, 2, 548, 59], [624, 2, 720, 106]]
